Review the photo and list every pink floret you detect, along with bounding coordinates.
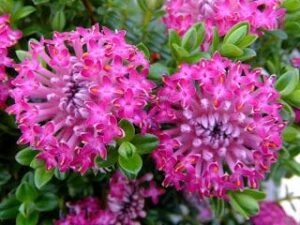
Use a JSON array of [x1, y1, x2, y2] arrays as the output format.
[[150, 53, 284, 198]]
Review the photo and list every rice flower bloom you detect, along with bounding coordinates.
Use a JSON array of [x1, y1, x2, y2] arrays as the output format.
[[107, 171, 165, 225], [0, 14, 22, 108], [55, 197, 116, 225], [251, 201, 298, 225], [8, 24, 155, 173], [163, 0, 284, 39], [150, 54, 284, 197]]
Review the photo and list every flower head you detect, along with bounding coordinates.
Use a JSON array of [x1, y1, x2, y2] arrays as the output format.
[[150, 54, 284, 197], [55, 197, 116, 225], [251, 201, 298, 225], [0, 14, 22, 109], [8, 25, 154, 173], [107, 171, 164, 225], [163, 0, 284, 41]]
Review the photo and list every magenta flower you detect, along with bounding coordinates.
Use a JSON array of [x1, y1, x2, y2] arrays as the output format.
[[163, 0, 284, 42], [55, 197, 116, 225], [8, 25, 155, 173], [107, 171, 164, 225], [0, 14, 22, 109], [150, 54, 284, 197], [251, 201, 298, 225], [292, 57, 300, 68]]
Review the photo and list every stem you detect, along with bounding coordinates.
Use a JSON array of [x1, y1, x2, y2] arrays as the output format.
[[81, 0, 96, 25], [278, 195, 300, 202]]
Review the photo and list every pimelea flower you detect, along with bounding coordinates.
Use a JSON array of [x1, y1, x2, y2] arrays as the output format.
[[55, 197, 116, 225], [163, 0, 284, 42], [0, 14, 22, 109], [8, 24, 155, 173], [251, 201, 298, 225], [150, 54, 284, 198], [107, 171, 164, 225], [292, 57, 300, 68]]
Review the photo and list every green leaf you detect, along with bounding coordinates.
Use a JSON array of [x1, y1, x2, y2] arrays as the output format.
[[18, 202, 35, 217], [118, 142, 136, 159], [211, 198, 225, 218], [224, 23, 249, 45], [137, 43, 150, 59], [283, 126, 300, 142], [220, 43, 243, 58], [51, 10, 66, 31], [287, 89, 300, 107], [0, 0, 13, 14], [117, 119, 135, 143], [168, 29, 181, 47], [242, 189, 266, 200], [237, 35, 258, 48], [30, 157, 44, 169], [276, 69, 299, 96], [16, 211, 39, 225], [13, 6, 36, 21], [15, 148, 38, 166], [0, 196, 20, 220], [137, 0, 148, 11], [229, 192, 260, 219], [0, 170, 11, 186], [149, 63, 169, 81], [132, 134, 159, 155], [211, 27, 220, 53], [118, 153, 143, 175], [265, 30, 288, 40], [34, 167, 54, 189], [194, 23, 205, 47], [172, 43, 190, 58], [283, 0, 300, 12], [236, 48, 256, 61], [54, 168, 68, 181], [16, 182, 38, 203], [182, 51, 210, 64], [182, 27, 198, 52], [284, 159, 300, 175], [95, 147, 118, 168], [34, 193, 58, 212]]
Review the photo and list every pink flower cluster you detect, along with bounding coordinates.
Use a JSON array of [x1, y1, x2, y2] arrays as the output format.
[[8, 25, 154, 173], [55, 172, 164, 225], [251, 201, 298, 225], [150, 54, 284, 198], [0, 14, 22, 109], [163, 0, 284, 40]]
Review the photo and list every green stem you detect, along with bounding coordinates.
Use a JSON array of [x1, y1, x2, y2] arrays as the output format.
[[81, 0, 96, 25]]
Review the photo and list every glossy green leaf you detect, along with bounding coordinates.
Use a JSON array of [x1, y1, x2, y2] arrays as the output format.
[[132, 134, 159, 155], [237, 35, 258, 48], [220, 43, 243, 58], [16, 182, 38, 203], [137, 43, 150, 59], [118, 142, 136, 159], [51, 10, 66, 31], [16, 211, 39, 225], [118, 153, 143, 175], [0, 196, 20, 220], [236, 48, 256, 61], [224, 24, 248, 45], [15, 148, 38, 166], [34, 167, 54, 189], [13, 6, 36, 21], [182, 27, 198, 52], [34, 193, 58, 212], [148, 63, 169, 81], [276, 70, 299, 96]]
